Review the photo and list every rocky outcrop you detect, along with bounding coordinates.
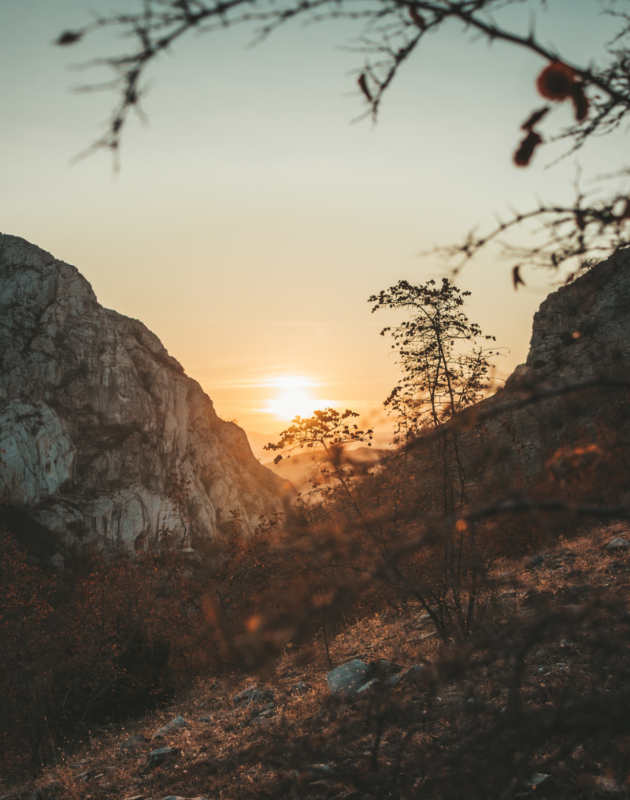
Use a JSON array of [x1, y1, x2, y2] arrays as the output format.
[[0, 233, 290, 553], [503, 249, 630, 397], [484, 248, 630, 488], [394, 250, 630, 507]]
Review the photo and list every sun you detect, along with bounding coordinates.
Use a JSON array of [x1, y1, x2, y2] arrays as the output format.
[[265, 376, 320, 421]]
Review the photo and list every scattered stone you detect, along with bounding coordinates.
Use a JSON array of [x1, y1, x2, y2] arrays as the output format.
[[252, 702, 276, 719], [547, 550, 576, 570], [524, 554, 547, 570], [607, 537, 630, 552], [199, 715, 213, 723], [122, 796, 145, 800], [146, 747, 180, 769], [233, 686, 275, 706], [289, 681, 312, 694], [516, 773, 553, 795], [120, 733, 148, 750], [527, 773, 552, 787], [152, 716, 188, 739], [161, 796, 186, 800], [327, 659, 375, 697]]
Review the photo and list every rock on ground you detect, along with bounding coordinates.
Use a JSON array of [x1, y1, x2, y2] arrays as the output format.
[[326, 659, 375, 696]]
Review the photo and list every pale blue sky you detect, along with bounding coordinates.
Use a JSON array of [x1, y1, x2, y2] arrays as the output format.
[[1, 0, 625, 431]]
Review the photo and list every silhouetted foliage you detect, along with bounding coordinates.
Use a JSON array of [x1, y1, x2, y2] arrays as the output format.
[[55, 1, 630, 285]]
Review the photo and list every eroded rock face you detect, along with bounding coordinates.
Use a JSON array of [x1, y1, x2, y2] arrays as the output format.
[[485, 249, 630, 486], [0, 233, 290, 552]]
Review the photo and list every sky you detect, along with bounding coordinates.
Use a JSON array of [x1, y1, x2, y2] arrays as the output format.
[[1, 0, 627, 436]]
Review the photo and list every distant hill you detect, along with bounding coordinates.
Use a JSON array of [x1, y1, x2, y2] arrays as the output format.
[[260, 445, 390, 493], [244, 426, 395, 493], [245, 429, 395, 463]]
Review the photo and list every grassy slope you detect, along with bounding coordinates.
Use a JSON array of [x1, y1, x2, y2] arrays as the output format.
[[7, 521, 630, 800]]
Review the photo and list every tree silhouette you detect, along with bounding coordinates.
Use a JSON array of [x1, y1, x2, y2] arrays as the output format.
[[264, 408, 372, 490], [369, 277, 500, 512]]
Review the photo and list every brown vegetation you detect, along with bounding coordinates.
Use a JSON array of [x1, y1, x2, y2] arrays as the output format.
[[4, 524, 630, 800], [3, 263, 630, 799]]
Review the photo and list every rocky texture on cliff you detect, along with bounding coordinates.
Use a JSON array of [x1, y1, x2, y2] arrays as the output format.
[[393, 250, 630, 507], [484, 248, 630, 489], [0, 234, 290, 554]]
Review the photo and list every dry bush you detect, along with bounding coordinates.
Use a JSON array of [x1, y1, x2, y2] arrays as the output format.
[[0, 529, 220, 771]]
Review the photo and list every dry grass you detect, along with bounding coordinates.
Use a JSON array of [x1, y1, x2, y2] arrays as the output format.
[[4, 522, 630, 800]]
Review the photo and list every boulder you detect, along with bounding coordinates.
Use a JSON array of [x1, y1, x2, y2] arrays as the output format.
[[152, 716, 188, 739], [607, 537, 630, 552], [326, 659, 375, 697], [233, 686, 274, 706]]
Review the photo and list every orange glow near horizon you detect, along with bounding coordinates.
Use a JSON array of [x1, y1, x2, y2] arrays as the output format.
[[263, 376, 324, 422]]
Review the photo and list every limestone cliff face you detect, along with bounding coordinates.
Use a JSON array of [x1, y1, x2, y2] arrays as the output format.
[[486, 248, 630, 485], [0, 234, 290, 552]]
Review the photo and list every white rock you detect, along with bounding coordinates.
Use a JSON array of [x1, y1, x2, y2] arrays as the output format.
[[607, 537, 630, 552], [0, 233, 292, 552]]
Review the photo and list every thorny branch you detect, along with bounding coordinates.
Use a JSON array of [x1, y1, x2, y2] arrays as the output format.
[[55, 1, 630, 282]]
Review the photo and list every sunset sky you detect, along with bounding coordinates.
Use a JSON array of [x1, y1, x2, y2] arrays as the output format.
[[1, 0, 626, 437]]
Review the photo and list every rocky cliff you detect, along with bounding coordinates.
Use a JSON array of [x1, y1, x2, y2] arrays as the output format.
[[393, 250, 630, 509], [0, 234, 290, 555], [484, 248, 630, 491]]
